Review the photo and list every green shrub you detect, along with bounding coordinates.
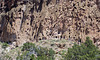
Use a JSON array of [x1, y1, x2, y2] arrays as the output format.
[[2, 43, 9, 49], [64, 37, 100, 60], [20, 42, 55, 60], [16, 51, 30, 60], [30, 54, 36, 60], [4, 55, 12, 60], [48, 48, 55, 56], [22, 42, 35, 51]]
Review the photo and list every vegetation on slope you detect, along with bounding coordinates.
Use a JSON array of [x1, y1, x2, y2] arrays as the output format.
[[17, 42, 55, 60], [2, 42, 9, 49], [63, 37, 100, 60], [0, 37, 100, 60]]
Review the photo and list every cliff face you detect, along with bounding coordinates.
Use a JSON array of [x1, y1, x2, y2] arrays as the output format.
[[0, 0, 100, 46]]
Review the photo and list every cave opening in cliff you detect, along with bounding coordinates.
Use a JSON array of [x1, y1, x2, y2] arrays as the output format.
[[0, 30, 2, 36], [46, 0, 51, 5]]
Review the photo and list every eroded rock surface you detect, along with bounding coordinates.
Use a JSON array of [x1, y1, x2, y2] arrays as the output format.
[[0, 0, 100, 46]]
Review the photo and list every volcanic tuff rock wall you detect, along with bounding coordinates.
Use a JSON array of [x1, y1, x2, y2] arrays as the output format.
[[0, 0, 100, 46]]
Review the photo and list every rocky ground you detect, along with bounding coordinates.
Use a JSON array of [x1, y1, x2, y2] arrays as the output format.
[[34, 39, 75, 52]]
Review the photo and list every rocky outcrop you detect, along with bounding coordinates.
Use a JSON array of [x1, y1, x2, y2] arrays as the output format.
[[0, 0, 100, 46]]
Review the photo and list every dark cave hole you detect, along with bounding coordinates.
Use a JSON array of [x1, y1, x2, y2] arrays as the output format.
[[27, 23, 29, 25], [93, 37, 99, 43], [0, 30, 2, 34], [39, 38, 42, 40], [85, 28, 89, 35], [30, 6, 34, 13], [10, 21, 13, 26], [78, 37, 81, 42], [46, 0, 51, 6]]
